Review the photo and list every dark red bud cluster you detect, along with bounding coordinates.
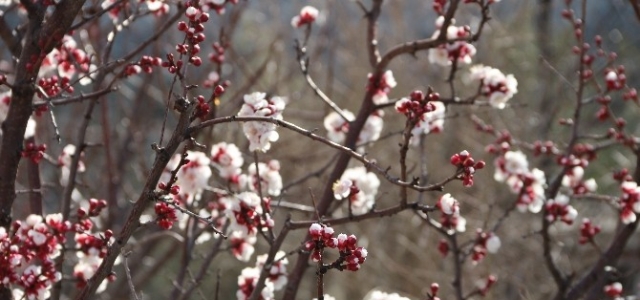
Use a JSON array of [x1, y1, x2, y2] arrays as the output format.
[[579, 218, 601, 244], [450, 150, 485, 187], [21, 143, 47, 164]]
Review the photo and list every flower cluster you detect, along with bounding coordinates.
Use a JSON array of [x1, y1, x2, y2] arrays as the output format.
[[334, 167, 380, 215], [236, 251, 289, 300], [0, 214, 69, 299], [124, 55, 163, 76], [476, 275, 498, 296], [238, 92, 286, 152], [561, 165, 597, 195], [154, 202, 178, 230], [291, 6, 319, 28], [437, 193, 466, 233], [236, 266, 274, 300], [323, 110, 384, 149], [450, 150, 485, 187], [73, 201, 113, 291], [365, 290, 411, 300], [21, 142, 46, 164], [203, 0, 239, 15], [545, 194, 578, 225], [468, 65, 518, 109], [40, 35, 92, 86], [145, 0, 169, 15], [618, 180, 640, 224], [248, 160, 283, 197], [306, 223, 368, 271], [428, 17, 476, 66], [604, 282, 623, 299], [255, 251, 288, 290], [211, 142, 245, 181], [177, 4, 210, 67], [579, 218, 601, 245], [368, 70, 397, 104], [471, 230, 501, 264], [493, 150, 547, 213], [161, 151, 212, 199], [58, 144, 86, 187], [409, 101, 446, 145], [224, 192, 274, 261], [605, 67, 626, 91], [395, 90, 439, 120], [427, 283, 441, 300]]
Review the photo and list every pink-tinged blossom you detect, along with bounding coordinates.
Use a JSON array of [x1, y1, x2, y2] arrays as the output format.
[[428, 17, 476, 66], [323, 110, 355, 143], [229, 231, 256, 262], [469, 65, 518, 109], [337, 167, 380, 215], [255, 251, 288, 290], [495, 151, 546, 213], [58, 144, 86, 187], [145, 0, 169, 15], [562, 166, 597, 195], [238, 92, 286, 152], [248, 160, 283, 197], [369, 70, 397, 104], [494, 150, 529, 181], [618, 180, 640, 224], [545, 194, 578, 225], [291, 6, 319, 28], [605, 69, 625, 91], [410, 101, 446, 144], [604, 282, 623, 298], [437, 193, 459, 215], [471, 231, 501, 264], [364, 290, 411, 300], [160, 151, 212, 198], [210, 142, 244, 179], [236, 267, 275, 300], [1, 214, 75, 299], [323, 110, 384, 149], [333, 178, 353, 199]]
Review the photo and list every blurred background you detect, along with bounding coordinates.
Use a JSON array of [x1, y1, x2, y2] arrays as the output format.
[[3, 0, 640, 299]]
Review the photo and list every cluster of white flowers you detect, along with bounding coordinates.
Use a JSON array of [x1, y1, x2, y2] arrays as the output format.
[[236, 267, 275, 300], [255, 251, 289, 290], [494, 150, 546, 213], [210, 142, 244, 179], [323, 110, 384, 149], [335, 167, 381, 215], [410, 101, 445, 144], [428, 17, 476, 66], [58, 144, 86, 187], [468, 65, 518, 109], [561, 166, 597, 195], [437, 193, 467, 232], [234, 251, 288, 300], [545, 194, 578, 224], [238, 92, 286, 152], [324, 110, 354, 143], [364, 290, 412, 300], [161, 151, 212, 200], [248, 160, 283, 197], [371, 70, 398, 105]]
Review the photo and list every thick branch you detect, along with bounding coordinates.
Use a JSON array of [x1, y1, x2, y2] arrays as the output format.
[[75, 104, 196, 299]]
